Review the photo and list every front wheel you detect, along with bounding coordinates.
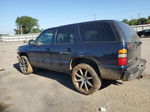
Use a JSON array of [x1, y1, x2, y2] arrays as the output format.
[[19, 56, 33, 75], [72, 63, 102, 95]]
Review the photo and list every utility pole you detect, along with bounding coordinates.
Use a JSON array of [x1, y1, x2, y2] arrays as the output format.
[[20, 25, 22, 34], [93, 14, 96, 21], [138, 13, 140, 19], [138, 13, 141, 25], [17, 25, 19, 35]]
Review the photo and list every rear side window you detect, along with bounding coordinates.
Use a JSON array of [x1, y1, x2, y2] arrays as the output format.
[[56, 26, 75, 44], [116, 21, 140, 42], [79, 22, 116, 42]]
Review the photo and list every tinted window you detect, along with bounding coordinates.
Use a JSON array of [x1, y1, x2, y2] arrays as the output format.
[[116, 21, 140, 42], [144, 29, 150, 32], [56, 26, 75, 44], [36, 29, 55, 45], [79, 22, 116, 42]]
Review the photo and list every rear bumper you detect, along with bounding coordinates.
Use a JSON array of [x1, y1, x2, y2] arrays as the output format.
[[122, 59, 146, 81]]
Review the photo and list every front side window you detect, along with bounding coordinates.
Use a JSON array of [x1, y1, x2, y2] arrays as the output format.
[[79, 22, 116, 42], [56, 26, 75, 44], [36, 29, 55, 45]]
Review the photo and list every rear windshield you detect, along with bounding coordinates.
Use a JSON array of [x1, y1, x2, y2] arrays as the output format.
[[116, 21, 140, 42]]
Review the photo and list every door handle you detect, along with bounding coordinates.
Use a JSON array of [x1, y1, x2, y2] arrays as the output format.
[[67, 48, 71, 52], [46, 48, 50, 51]]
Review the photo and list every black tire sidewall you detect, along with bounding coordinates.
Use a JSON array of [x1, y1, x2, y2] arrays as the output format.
[[19, 56, 33, 75]]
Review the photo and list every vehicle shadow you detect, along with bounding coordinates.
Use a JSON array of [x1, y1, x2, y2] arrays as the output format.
[[101, 80, 123, 90], [13, 63, 123, 92]]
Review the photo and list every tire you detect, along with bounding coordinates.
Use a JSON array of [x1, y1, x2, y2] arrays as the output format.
[[72, 63, 102, 95], [19, 56, 33, 75]]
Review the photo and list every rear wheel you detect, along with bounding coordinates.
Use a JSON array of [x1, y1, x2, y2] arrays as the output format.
[[72, 63, 101, 95], [19, 56, 33, 75]]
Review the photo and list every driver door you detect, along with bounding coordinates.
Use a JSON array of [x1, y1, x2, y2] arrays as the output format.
[[28, 29, 55, 69]]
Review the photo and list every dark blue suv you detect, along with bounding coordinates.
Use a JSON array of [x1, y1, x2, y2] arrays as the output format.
[[17, 20, 146, 95]]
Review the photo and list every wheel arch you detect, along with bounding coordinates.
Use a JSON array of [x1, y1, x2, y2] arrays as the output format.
[[70, 56, 101, 77], [18, 52, 29, 58]]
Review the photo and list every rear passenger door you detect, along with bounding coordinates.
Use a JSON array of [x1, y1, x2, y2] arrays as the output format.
[[50, 26, 76, 72]]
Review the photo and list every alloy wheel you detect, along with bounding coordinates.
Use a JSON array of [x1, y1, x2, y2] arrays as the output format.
[[20, 58, 28, 73], [74, 68, 94, 92]]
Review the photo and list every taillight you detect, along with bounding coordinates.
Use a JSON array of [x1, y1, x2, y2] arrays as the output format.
[[118, 49, 127, 66]]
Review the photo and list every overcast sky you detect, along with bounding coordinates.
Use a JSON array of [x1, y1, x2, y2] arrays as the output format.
[[0, 0, 150, 34]]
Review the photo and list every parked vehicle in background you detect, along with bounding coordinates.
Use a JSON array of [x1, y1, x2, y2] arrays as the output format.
[[17, 20, 146, 95], [137, 29, 150, 38]]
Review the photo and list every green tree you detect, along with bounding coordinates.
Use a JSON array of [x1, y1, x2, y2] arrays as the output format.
[[122, 19, 129, 24], [14, 16, 40, 34], [122, 16, 150, 26], [146, 19, 150, 24], [138, 18, 147, 25], [128, 19, 138, 25]]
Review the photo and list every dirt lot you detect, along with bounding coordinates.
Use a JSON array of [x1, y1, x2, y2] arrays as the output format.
[[0, 39, 150, 112]]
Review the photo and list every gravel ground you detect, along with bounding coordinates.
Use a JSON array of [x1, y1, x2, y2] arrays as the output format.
[[0, 39, 150, 112]]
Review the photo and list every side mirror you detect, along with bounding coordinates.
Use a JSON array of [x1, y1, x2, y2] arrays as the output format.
[[28, 39, 36, 45]]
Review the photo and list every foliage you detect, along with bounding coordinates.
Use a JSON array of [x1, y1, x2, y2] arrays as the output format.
[[138, 18, 147, 24], [14, 16, 40, 34], [146, 19, 150, 24], [129, 19, 138, 25], [122, 16, 150, 25], [122, 19, 129, 24]]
